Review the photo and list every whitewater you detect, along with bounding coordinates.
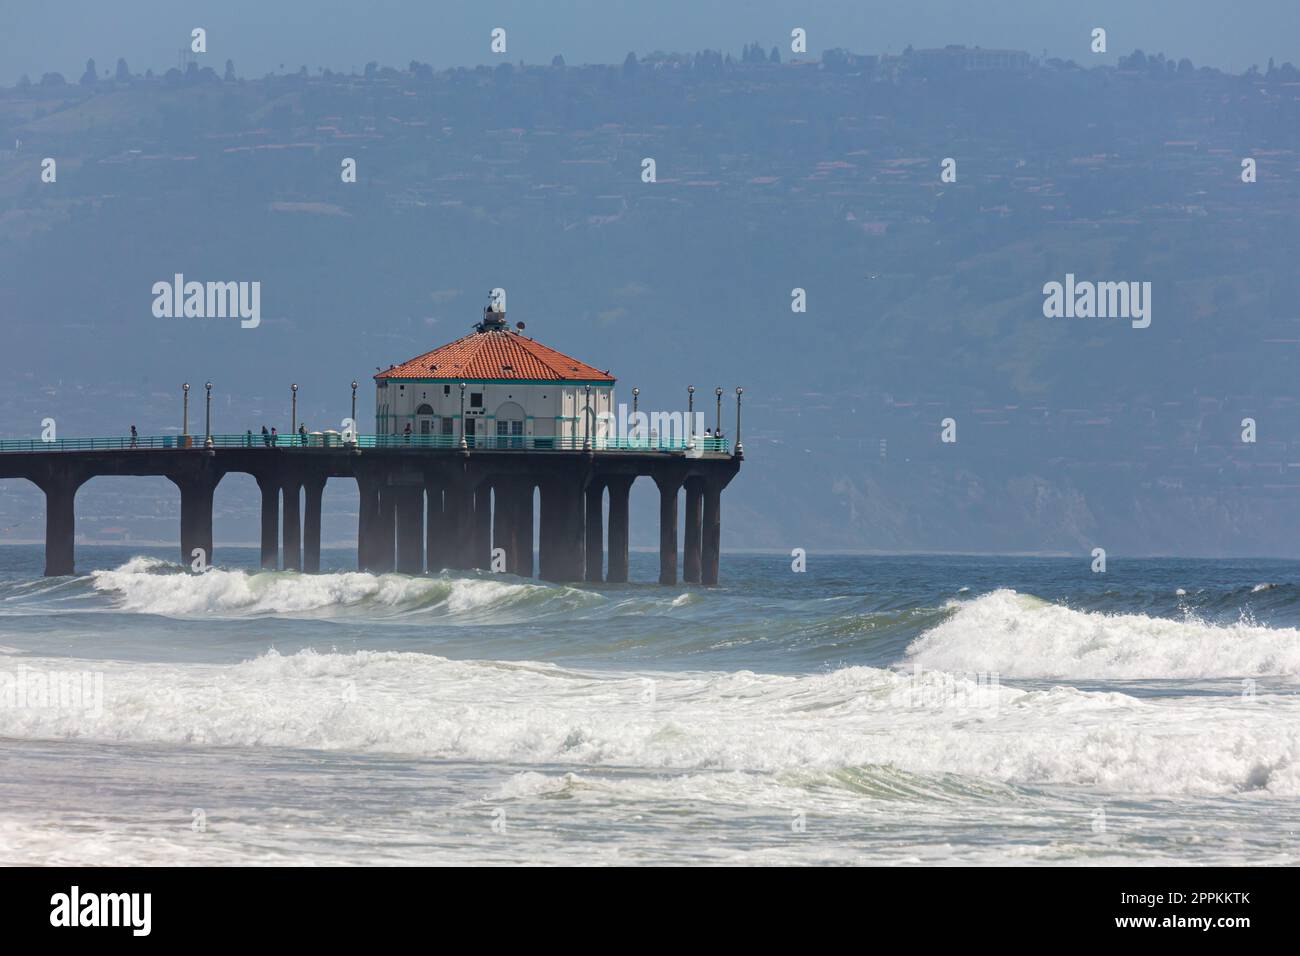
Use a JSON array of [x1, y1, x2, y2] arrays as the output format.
[[1, 547, 1298, 865]]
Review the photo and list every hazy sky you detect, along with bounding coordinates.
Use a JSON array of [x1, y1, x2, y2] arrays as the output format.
[[3, 0, 1294, 81]]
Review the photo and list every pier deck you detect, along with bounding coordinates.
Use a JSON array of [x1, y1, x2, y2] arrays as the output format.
[[0, 435, 741, 583]]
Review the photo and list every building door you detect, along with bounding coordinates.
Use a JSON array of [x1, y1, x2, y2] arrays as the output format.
[[495, 402, 525, 449], [416, 403, 435, 436], [465, 417, 476, 448], [496, 418, 524, 448]]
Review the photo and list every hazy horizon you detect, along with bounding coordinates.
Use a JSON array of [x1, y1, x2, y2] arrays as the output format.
[[3, 0, 1296, 81]]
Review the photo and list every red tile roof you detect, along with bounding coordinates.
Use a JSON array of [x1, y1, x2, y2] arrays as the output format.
[[375, 329, 615, 383]]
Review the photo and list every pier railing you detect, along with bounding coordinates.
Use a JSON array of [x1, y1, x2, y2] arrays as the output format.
[[0, 433, 731, 454]]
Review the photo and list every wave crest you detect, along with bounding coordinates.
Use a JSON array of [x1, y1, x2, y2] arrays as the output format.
[[88, 556, 600, 621], [906, 588, 1300, 679]]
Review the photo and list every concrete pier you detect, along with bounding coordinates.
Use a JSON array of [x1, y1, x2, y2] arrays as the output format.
[[584, 480, 604, 583], [473, 484, 492, 570], [356, 475, 380, 572], [37, 472, 85, 576], [173, 472, 218, 570], [281, 480, 302, 571], [375, 483, 396, 572], [424, 481, 443, 572], [257, 475, 279, 570], [515, 482, 535, 578], [492, 477, 533, 576], [536, 480, 554, 581], [656, 476, 679, 586], [540, 477, 585, 582], [702, 478, 723, 587], [683, 477, 703, 584], [605, 476, 632, 584], [303, 478, 325, 573], [395, 484, 424, 574], [2, 438, 739, 584], [442, 480, 475, 571]]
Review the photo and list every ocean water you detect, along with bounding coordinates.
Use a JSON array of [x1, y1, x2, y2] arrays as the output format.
[[1, 545, 1298, 866]]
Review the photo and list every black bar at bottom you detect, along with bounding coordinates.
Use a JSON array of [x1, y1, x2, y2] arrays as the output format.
[[0, 865, 1287, 944]]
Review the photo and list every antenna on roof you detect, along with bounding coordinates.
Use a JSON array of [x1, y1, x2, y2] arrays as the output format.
[[478, 289, 508, 332]]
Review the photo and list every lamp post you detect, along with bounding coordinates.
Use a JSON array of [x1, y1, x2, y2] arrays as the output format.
[[182, 383, 190, 439], [631, 387, 640, 447], [715, 386, 723, 436], [735, 387, 744, 458], [291, 383, 298, 438], [687, 385, 695, 447], [459, 382, 467, 449], [584, 385, 593, 450], [204, 381, 213, 446], [350, 380, 358, 441]]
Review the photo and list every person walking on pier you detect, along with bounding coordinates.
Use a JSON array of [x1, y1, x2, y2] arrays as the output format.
[[403, 422, 412, 443], [270, 427, 278, 447], [129, 425, 138, 448], [298, 423, 308, 446], [261, 425, 270, 447]]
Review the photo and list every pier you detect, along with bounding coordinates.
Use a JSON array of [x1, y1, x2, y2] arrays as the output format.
[[1, 302, 743, 582], [0, 431, 741, 582]]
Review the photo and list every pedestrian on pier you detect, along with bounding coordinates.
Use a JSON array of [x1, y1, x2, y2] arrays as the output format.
[[270, 427, 278, 446], [403, 422, 412, 443], [298, 423, 308, 446], [129, 425, 138, 448], [261, 425, 270, 447]]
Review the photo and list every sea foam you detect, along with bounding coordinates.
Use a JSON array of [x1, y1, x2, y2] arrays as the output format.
[[1, 647, 1297, 797]]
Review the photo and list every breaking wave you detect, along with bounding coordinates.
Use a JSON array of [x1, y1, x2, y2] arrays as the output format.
[[87, 556, 602, 621], [905, 588, 1300, 679]]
